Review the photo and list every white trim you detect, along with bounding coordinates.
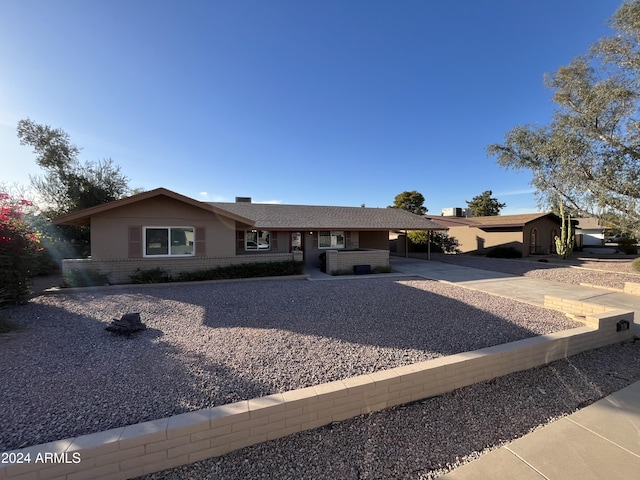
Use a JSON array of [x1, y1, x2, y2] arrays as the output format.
[[318, 230, 345, 249], [143, 226, 196, 257]]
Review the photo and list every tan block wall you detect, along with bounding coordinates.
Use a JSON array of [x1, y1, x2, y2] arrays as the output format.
[[62, 253, 304, 284], [624, 282, 640, 296], [325, 249, 389, 275], [1, 300, 632, 480]]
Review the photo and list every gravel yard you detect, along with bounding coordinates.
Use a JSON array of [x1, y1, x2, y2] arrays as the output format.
[[1, 277, 579, 451]]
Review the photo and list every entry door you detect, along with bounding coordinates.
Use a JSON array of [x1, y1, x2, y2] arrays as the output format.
[[291, 232, 303, 255]]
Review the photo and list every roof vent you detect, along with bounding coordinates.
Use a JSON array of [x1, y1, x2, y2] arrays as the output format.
[[235, 197, 252, 203]]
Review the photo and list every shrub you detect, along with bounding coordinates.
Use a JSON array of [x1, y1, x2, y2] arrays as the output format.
[[0, 194, 42, 305], [62, 269, 110, 287], [131, 268, 171, 284], [177, 261, 305, 282], [617, 238, 638, 255], [407, 231, 461, 254], [486, 246, 522, 258], [632, 257, 640, 273]]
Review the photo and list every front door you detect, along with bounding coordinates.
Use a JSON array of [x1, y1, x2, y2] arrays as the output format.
[[291, 232, 303, 257]]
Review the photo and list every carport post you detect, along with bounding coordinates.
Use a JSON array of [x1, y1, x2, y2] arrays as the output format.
[[405, 229, 408, 258], [428, 229, 431, 261]]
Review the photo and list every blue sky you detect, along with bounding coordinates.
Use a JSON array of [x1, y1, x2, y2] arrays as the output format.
[[0, 0, 623, 214]]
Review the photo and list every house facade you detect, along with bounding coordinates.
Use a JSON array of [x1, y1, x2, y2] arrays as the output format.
[[53, 188, 446, 282], [424, 213, 564, 256]]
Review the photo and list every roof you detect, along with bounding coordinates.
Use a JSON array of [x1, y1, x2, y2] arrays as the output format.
[[575, 217, 604, 230], [52, 187, 447, 231], [211, 202, 447, 230], [424, 212, 561, 229], [52, 188, 254, 227]]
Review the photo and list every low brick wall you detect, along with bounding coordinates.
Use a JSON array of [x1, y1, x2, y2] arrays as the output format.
[[624, 282, 640, 296], [61, 252, 304, 284], [1, 300, 633, 480], [325, 249, 389, 275]]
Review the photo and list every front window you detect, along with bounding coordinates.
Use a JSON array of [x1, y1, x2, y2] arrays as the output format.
[[246, 230, 270, 250], [144, 227, 194, 256], [319, 230, 345, 249]]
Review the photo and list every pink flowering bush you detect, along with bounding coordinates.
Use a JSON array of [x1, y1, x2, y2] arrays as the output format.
[[0, 193, 42, 305]]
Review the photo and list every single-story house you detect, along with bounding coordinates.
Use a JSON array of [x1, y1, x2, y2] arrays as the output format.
[[575, 217, 605, 246], [423, 212, 565, 256], [53, 188, 446, 282]]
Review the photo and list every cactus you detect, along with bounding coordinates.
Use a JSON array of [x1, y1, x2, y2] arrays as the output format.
[[554, 202, 574, 259]]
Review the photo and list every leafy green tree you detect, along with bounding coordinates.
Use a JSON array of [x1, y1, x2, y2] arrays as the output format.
[[407, 230, 461, 254], [487, 0, 640, 238], [18, 119, 132, 256], [465, 190, 506, 216], [388, 190, 428, 215]]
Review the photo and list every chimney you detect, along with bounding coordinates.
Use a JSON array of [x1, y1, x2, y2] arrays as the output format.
[[235, 197, 252, 203]]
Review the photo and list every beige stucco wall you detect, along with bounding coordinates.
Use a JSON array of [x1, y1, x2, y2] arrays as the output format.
[[359, 231, 390, 250], [90, 197, 237, 260], [447, 226, 523, 255], [448, 218, 562, 256]]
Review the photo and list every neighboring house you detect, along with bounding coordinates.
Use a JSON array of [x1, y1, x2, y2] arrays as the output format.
[[53, 188, 446, 282], [423, 212, 564, 256], [575, 217, 605, 246]]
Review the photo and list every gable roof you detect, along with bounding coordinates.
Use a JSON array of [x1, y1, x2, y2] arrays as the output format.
[[211, 202, 447, 230], [52, 188, 255, 227], [424, 212, 560, 229], [52, 187, 447, 231]]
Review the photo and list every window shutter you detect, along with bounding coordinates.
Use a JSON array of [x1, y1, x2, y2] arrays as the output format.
[[271, 231, 278, 250], [195, 227, 206, 256], [128, 226, 142, 258], [237, 231, 244, 251]]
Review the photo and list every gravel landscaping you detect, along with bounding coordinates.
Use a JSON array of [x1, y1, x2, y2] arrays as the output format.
[[1, 276, 579, 451], [137, 341, 640, 480], [4, 257, 640, 479]]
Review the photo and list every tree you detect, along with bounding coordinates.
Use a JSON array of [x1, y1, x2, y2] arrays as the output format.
[[487, 0, 640, 238], [465, 190, 506, 216], [407, 230, 461, 254], [18, 119, 132, 256], [18, 119, 131, 217], [388, 190, 428, 215]]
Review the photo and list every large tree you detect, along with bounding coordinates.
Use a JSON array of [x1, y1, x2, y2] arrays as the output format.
[[18, 119, 132, 256], [487, 0, 640, 237], [465, 190, 506, 216], [18, 119, 131, 218], [388, 190, 428, 215]]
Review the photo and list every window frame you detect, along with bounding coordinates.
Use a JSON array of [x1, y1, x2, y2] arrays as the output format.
[[318, 230, 345, 249], [143, 226, 196, 257], [245, 229, 271, 251]]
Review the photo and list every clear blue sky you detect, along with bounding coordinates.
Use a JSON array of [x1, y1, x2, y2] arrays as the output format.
[[0, 0, 623, 214]]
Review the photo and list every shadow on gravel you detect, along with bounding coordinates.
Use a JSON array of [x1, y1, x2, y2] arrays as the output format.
[[0, 301, 271, 451]]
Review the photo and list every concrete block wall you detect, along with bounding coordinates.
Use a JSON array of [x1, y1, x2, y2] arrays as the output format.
[[325, 249, 389, 275], [624, 282, 640, 296], [61, 252, 304, 284], [1, 301, 633, 480]]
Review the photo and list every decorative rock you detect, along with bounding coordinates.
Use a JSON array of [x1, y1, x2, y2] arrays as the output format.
[[105, 312, 146, 335]]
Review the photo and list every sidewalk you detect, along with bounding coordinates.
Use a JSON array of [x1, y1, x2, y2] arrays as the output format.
[[389, 257, 640, 479]]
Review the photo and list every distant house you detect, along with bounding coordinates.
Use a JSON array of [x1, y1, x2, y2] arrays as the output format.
[[423, 212, 564, 256], [53, 188, 446, 282], [575, 217, 605, 246]]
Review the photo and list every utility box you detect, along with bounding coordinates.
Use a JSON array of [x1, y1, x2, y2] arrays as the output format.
[[354, 265, 372, 275]]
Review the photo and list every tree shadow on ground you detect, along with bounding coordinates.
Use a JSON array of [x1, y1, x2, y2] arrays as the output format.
[[0, 301, 271, 451]]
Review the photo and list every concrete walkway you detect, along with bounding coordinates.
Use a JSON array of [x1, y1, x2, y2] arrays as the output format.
[[387, 257, 640, 480]]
